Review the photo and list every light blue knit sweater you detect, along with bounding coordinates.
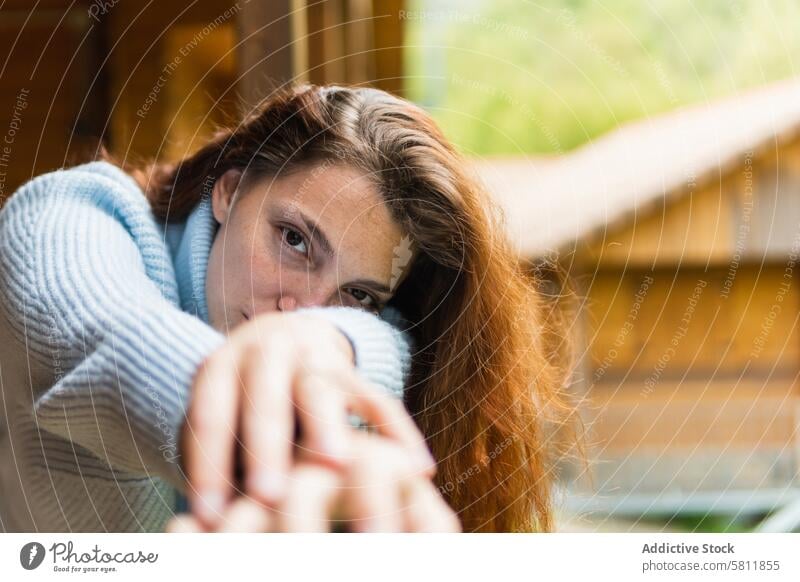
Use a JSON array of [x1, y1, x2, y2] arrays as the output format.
[[0, 161, 411, 532]]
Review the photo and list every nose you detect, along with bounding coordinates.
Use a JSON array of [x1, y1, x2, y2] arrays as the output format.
[[277, 296, 297, 312]]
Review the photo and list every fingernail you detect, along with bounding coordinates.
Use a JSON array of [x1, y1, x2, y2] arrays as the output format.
[[325, 435, 349, 461], [194, 492, 225, 524], [254, 471, 286, 501]]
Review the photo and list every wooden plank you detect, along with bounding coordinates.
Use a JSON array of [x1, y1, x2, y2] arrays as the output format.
[[586, 180, 735, 266], [0, 4, 94, 201], [320, 0, 346, 82], [371, 0, 404, 95], [290, 0, 309, 83], [343, 0, 373, 85], [107, 1, 240, 160], [583, 136, 800, 266], [235, 0, 294, 107], [158, 22, 237, 160], [589, 387, 799, 450], [585, 266, 800, 381], [580, 378, 800, 494], [1, 0, 79, 12], [305, 0, 405, 90], [581, 448, 799, 495]]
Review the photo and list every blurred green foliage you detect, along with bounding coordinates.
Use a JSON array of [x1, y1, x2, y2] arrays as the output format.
[[644, 512, 762, 533], [404, 0, 800, 155]]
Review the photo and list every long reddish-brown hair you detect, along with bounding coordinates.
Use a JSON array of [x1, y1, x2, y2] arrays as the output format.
[[104, 83, 581, 532]]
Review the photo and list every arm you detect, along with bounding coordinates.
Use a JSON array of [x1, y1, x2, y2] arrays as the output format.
[[299, 305, 414, 400], [0, 170, 227, 489], [0, 168, 413, 493]]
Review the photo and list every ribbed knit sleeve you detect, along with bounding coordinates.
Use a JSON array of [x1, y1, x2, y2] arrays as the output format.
[[298, 305, 414, 400], [0, 169, 227, 490], [0, 164, 415, 501]]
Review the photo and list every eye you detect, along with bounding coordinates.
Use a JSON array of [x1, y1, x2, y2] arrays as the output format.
[[280, 226, 308, 256], [345, 287, 379, 309]]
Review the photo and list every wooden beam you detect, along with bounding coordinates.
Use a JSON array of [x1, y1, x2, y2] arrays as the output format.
[[236, 0, 295, 108]]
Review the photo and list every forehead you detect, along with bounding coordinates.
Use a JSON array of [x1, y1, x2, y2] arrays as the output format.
[[276, 162, 379, 211]]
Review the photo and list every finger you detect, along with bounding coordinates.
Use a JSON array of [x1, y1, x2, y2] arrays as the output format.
[[346, 378, 436, 476], [279, 464, 341, 532], [402, 478, 462, 533], [342, 454, 403, 532], [294, 373, 351, 466], [218, 496, 274, 533], [185, 344, 242, 527], [241, 340, 294, 504], [165, 514, 205, 533]]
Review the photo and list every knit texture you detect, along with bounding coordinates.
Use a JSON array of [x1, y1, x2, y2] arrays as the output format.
[[0, 161, 412, 532]]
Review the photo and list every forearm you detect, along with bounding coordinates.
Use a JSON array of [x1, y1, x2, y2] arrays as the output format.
[[299, 305, 414, 400]]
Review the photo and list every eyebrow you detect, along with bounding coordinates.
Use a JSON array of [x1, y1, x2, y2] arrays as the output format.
[[348, 278, 392, 296], [295, 209, 334, 258]]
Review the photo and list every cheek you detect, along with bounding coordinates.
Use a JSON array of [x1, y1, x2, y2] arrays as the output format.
[[246, 244, 279, 294], [204, 237, 227, 327], [205, 226, 258, 313], [243, 225, 299, 303], [252, 232, 319, 302], [208, 219, 303, 315]]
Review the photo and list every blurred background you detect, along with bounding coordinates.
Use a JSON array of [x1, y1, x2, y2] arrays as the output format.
[[1, 0, 799, 532]]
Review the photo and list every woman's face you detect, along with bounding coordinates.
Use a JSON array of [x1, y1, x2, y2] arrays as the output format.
[[206, 162, 408, 333]]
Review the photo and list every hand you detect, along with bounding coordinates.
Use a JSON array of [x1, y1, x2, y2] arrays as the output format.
[[180, 311, 435, 528], [168, 432, 460, 533]]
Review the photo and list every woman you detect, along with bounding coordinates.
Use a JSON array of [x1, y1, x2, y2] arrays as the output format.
[[137, 83, 579, 532], [0, 105, 437, 531], [0, 83, 577, 533]]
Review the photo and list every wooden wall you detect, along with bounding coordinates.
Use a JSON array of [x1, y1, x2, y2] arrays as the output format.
[[0, 1, 97, 204], [586, 267, 800, 381], [0, 0, 407, 202], [579, 137, 800, 267], [106, 1, 240, 163], [571, 136, 800, 498]]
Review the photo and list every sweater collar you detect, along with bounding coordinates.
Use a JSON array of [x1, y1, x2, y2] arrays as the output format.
[[83, 160, 219, 324], [169, 195, 219, 324]]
